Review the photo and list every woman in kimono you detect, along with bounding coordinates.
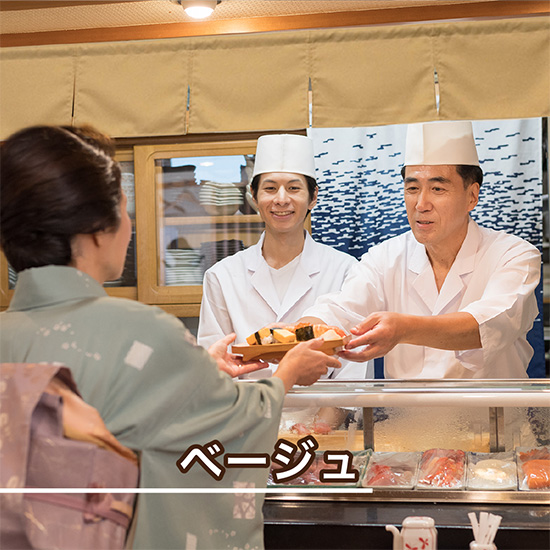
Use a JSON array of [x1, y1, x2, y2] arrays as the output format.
[[198, 133, 370, 381], [0, 125, 340, 550]]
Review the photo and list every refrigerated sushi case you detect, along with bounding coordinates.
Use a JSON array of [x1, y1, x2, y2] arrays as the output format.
[[269, 378, 550, 502], [263, 379, 550, 549]]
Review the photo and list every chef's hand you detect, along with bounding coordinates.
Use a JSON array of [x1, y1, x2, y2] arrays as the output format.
[[339, 312, 402, 362], [274, 338, 341, 392], [208, 333, 269, 377]]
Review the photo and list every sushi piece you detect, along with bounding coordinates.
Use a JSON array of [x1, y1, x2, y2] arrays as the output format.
[[290, 423, 311, 435], [312, 325, 342, 338], [246, 332, 259, 345], [259, 328, 275, 345], [311, 421, 332, 435], [246, 327, 274, 345], [320, 329, 342, 341], [272, 329, 296, 343], [312, 324, 329, 337], [295, 324, 315, 341]]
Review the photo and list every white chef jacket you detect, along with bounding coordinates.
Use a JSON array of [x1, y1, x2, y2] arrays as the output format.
[[198, 231, 371, 378], [302, 219, 541, 379]]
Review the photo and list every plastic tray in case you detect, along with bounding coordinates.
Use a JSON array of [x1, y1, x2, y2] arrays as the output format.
[[268, 450, 371, 488]]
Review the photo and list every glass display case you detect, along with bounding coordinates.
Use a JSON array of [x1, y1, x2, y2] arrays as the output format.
[[266, 379, 550, 504], [263, 379, 549, 550]]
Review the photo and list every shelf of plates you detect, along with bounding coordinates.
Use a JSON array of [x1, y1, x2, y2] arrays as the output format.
[[133, 139, 263, 316]]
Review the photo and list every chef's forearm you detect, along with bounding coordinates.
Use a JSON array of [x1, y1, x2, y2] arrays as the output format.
[[400, 312, 481, 350]]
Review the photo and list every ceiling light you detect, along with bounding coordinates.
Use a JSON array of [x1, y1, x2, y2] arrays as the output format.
[[179, 0, 220, 20]]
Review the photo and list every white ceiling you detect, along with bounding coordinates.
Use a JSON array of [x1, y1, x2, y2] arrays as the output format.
[[0, 0, 500, 34]]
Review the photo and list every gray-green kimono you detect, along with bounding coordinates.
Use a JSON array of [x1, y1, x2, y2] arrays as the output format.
[[1, 266, 285, 550]]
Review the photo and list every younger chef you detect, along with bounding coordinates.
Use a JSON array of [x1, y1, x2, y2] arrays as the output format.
[[300, 120, 540, 379], [198, 133, 371, 380]]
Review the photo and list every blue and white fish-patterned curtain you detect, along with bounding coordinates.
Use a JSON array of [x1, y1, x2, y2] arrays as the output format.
[[308, 119, 544, 377]]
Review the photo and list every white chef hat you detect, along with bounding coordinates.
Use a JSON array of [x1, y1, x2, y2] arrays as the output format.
[[404, 120, 480, 167], [252, 134, 316, 180]]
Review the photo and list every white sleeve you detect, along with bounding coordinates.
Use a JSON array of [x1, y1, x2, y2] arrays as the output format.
[[302, 251, 386, 331], [197, 269, 235, 349], [457, 239, 540, 370]]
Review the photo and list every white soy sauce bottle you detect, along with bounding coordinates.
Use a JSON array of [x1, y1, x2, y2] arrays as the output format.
[[386, 516, 438, 550]]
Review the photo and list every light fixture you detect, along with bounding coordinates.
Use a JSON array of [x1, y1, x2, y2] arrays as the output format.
[[178, 0, 221, 20]]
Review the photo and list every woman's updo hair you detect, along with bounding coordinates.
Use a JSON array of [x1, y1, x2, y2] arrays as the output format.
[[0, 125, 122, 272]]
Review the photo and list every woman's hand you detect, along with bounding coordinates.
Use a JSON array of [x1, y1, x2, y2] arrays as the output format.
[[274, 338, 341, 392], [208, 333, 269, 377]]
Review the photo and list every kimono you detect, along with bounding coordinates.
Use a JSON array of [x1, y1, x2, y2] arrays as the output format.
[[303, 219, 541, 379], [0, 266, 286, 550]]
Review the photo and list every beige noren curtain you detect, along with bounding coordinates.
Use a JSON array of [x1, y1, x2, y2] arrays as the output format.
[[74, 40, 189, 137], [0, 45, 75, 138], [434, 17, 550, 121], [0, 16, 548, 140], [310, 25, 438, 128], [189, 32, 309, 133]]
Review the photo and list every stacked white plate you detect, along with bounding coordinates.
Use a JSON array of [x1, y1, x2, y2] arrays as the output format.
[[199, 181, 243, 216], [163, 185, 207, 217], [164, 249, 204, 286]]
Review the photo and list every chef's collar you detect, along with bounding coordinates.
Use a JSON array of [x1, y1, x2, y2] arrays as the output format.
[[251, 230, 321, 275], [409, 217, 480, 275]]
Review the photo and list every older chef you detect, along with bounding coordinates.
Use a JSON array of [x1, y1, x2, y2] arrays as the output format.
[[198, 133, 370, 379], [301, 121, 541, 379]]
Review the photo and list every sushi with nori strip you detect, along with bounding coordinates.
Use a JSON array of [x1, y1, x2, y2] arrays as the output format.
[[246, 327, 274, 345], [295, 324, 315, 341]]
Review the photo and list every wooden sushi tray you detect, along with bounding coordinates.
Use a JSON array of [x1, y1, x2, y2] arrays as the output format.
[[232, 336, 351, 362]]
